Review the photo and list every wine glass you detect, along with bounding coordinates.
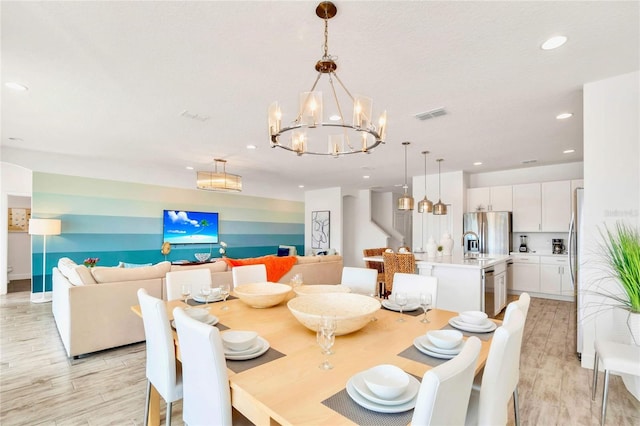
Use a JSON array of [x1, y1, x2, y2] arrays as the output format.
[[420, 292, 432, 324], [316, 328, 335, 370], [219, 284, 230, 310], [181, 284, 191, 304], [395, 291, 408, 322], [200, 285, 211, 305], [290, 273, 303, 288]]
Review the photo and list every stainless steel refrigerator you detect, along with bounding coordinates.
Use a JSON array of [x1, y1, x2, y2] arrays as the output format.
[[463, 212, 512, 254], [569, 187, 584, 356]]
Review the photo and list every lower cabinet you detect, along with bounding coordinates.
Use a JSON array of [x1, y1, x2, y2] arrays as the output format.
[[510, 254, 573, 299], [540, 256, 573, 296], [510, 256, 540, 293]]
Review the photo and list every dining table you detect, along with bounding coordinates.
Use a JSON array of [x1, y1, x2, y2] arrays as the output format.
[[132, 292, 497, 426]]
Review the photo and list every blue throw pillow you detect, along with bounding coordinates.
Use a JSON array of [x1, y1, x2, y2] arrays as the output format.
[[277, 247, 290, 257]]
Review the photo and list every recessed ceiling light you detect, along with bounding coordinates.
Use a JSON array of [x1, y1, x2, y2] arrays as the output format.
[[541, 35, 567, 50], [563, 149, 575, 154], [8, 137, 23, 142], [186, 166, 194, 170], [556, 113, 573, 120], [329, 115, 341, 121], [298, 185, 305, 189], [473, 162, 483, 166], [246, 144, 257, 150], [521, 159, 537, 164], [5, 82, 28, 91], [363, 175, 370, 179]]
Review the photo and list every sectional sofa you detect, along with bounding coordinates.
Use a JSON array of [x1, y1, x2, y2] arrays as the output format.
[[51, 255, 343, 358]]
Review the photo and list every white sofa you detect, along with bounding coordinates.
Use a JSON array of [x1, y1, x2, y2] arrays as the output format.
[[52, 255, 343, 358]]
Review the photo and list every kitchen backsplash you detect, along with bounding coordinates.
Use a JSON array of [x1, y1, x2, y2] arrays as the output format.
[[512, 232, 568, 254]]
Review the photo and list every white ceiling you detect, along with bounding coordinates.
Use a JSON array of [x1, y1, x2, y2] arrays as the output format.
[[2, 1, 638, 200]]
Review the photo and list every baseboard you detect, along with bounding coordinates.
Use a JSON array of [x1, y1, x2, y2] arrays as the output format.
[[8, 273, 30, 281], [30, 291, 52, 303]]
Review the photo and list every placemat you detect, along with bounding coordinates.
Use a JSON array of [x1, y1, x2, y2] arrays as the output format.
[[187, 295, 237, 306], [397, 344, 449, 367], [225, 347, 285, 374], [440, 323, 495, 341], [381, 305, 424, 317]]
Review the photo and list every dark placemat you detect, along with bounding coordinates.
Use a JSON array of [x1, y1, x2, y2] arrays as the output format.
[[187, 295, 237, 306], [381, 305, 424, 317], [440, 323, 495, 341], [225, 347, 285, 374], [397, 344, 449, 367]]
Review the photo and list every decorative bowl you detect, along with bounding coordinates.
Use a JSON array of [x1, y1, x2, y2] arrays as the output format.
[[221, 330, 258, 351], [293, 284, 352, 296], [362, 364, 410, 400], [287, 293, 381, 336], [185, 307, 209, 321], [233, 282, 292, 308], [459, 310, 489, 325], [426, 330, 463, 349], [194, 253, 211, 262]]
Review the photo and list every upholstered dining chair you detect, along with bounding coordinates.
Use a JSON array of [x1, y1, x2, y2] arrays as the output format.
[[165, 269, 212, 301], [231, 264, 267, 288], [363, 247, 387, 296], [390, 272, 438, 308], [411, 337, 482, 425], [503, 292, 531, 326], [382, 252, 416, 296], [173, 307, 232, 426], [465, 309, 525, 426], [137, 288, 182, 426], [340, 266, 378, 295]]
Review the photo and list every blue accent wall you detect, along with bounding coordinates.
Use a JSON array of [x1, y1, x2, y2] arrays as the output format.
[[31, 173, 304, 292]]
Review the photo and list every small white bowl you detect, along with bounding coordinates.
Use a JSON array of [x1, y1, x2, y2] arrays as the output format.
[[362, 364, 409, 400], [185, 307, 209, 321], [427, 330, 463, 349], [221, 330, 258, 352], [459, 310, 489, 325]]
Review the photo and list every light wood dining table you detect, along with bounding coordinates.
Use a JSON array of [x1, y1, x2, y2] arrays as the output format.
[[132, 293, 495, 426]]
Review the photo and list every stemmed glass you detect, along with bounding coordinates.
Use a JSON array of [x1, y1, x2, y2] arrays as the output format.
[[420, 293, 432, 324], [181, 284, 191, 305], [200, 285, 211, 305], [219, 284, 230, 310], [395, 292, 408, 322], [316, 327, 335, 370], [290, 273, 304, 288]]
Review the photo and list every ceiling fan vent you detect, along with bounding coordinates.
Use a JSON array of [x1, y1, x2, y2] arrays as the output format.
[[415, 107, 447, 121]]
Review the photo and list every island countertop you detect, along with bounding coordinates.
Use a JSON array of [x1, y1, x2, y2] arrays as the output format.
[[414, 253, 512, 269]]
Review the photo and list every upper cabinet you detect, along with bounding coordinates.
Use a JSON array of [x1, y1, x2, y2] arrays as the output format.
[[467, 185, 513, 212], [541, 180, 571, 232], [512, 183, 542, 232]]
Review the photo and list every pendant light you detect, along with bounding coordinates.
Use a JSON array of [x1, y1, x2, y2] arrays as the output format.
[[433, 158, 447, 215], [397, 141, 414, 211], [418, 151, 433, 213]]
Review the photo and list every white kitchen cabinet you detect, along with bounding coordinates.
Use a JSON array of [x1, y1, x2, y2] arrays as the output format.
[[510, 255, 540, 292], [512, 183, 541, 232], [540, 255, 572, 296], [467, 186, 512, 212], [541, 180, 571, 232], [495, 270, 507, 314]]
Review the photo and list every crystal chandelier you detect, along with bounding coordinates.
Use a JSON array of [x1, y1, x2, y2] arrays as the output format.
[[268, 1, 387, 157], [197, 159, 242, 192]]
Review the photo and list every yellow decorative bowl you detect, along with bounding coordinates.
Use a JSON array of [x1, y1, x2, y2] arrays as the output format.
[[233, 282, 292, 308], [287, 293, 381, 335]]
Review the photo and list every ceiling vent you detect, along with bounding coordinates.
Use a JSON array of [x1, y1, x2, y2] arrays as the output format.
[[414, 107, 447, 121]]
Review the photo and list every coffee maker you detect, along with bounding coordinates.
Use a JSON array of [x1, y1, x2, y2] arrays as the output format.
[[552, 238, 565, 254]]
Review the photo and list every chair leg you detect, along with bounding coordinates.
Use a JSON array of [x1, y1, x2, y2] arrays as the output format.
[[601, 370, 610, 426], [166, 401, 172, 426], [144, 380, 151, 426], [513, 387, 520, 426], [592, 352, 599, 401]]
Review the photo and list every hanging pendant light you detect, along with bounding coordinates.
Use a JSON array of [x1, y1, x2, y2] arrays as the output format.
[[397, 141, 414, 211], [433, 158, 447, 215], [418, 151, 433, 213]]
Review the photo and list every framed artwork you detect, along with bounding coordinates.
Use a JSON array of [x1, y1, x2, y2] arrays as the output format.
[[8, 208, 31, 232], [311, 210, 330, 249]]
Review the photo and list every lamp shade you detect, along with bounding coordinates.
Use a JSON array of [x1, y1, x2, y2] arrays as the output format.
[[29, 219, 61, 236]]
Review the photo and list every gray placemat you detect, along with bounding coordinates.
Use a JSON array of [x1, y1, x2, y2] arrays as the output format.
[[440, 323, 495, 341], [381, 305, 424, 317], [397, 344, 449, 367], [225, 347, 285, 374], [187, 295, 237, 306]]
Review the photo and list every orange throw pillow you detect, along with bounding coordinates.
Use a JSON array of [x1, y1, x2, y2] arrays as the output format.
[[223, 255, 297, 282]]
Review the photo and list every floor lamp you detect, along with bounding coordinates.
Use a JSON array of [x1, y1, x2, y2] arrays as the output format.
[[29, 218, 61, 303]]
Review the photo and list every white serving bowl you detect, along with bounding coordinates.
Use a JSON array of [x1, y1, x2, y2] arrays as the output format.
[[194, 252, 211, 262], [427, 330, 463, 349], [221, 330, 258, 351], [362, 364, 410, 400], [233, 282, 292, 308], [185, 307, 209, 321], [459, 310, 489, 325], [287, 293, 381, 336], [293, 284, 352, 296]]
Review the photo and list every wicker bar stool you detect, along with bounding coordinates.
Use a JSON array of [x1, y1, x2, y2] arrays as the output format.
[[363, 247, 387, 297], [382, 252, 416, 297]]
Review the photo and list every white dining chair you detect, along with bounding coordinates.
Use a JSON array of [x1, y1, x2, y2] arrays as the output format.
[[465, 309, 525, 426], [503, 292, 531, 325], [340, 266, 378, 295], [411, 336, 482, 425], [137, 288, 182, 426], [232, 264, 267, 288], [592, 339, 640, 426], [390, 272, 438, 307], [165, 269, 212, 301], [173, 307, 232, 426]]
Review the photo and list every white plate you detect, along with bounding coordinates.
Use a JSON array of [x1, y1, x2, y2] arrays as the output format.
[[224, 337, 270, 360], [448, 317, 497, 333], [192, 294, 224, 303], [171, 314, 218, 329], [415, 335, 463, 355], [351, 371, 419, 406], [224, 339, 263, 357], [382, 299, 421, 312], [346, 375, 418, 413], [413, 337, 456, 359]]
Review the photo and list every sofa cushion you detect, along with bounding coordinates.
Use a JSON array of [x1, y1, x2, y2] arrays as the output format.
[[118, 262, 153, 268], [296, 256, 321, 264], [170, 260, 228, 273], [57, 258, 97, 286], [90, 261, 171, 283], [319, 254, 342, 263]]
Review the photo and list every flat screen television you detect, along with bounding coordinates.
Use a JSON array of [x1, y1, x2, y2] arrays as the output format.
[[162, 210, 219, 244]]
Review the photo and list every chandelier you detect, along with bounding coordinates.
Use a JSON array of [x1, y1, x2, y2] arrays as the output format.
[[397, 142, 414, 211], [197, 159, 242, 192], [268, 1, 387, 156]]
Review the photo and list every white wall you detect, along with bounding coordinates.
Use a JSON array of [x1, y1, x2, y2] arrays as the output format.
[[581, 71, 639, 394], [7, 195, 31, 281], [304, 187, 343, 256], [468, 162, 584, 188], [343, 190, 390, 268], [0, 162, 33, 295]]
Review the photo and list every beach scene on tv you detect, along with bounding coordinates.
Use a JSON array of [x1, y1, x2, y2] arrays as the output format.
[[163, 210, 219, 244]]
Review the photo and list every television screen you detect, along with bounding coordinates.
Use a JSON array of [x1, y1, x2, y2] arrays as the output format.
[[163, 210, 219, 244]]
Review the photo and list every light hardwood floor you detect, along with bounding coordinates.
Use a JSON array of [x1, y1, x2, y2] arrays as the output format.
[[1, 291, 638, 425]]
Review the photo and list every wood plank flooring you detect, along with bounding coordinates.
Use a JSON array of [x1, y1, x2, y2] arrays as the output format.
[[1, 291, 638, 425]]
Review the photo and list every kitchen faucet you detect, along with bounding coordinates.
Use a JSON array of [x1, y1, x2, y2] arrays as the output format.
[[461, 231, 480, 257]]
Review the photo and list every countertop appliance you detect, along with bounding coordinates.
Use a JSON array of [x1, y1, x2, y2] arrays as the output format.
[[463, 211, 512, 255], [552, 238, 565, 254], [569, 187, 584, 357], [519, 235, 529, 252], [482, 267, 494, 317]]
